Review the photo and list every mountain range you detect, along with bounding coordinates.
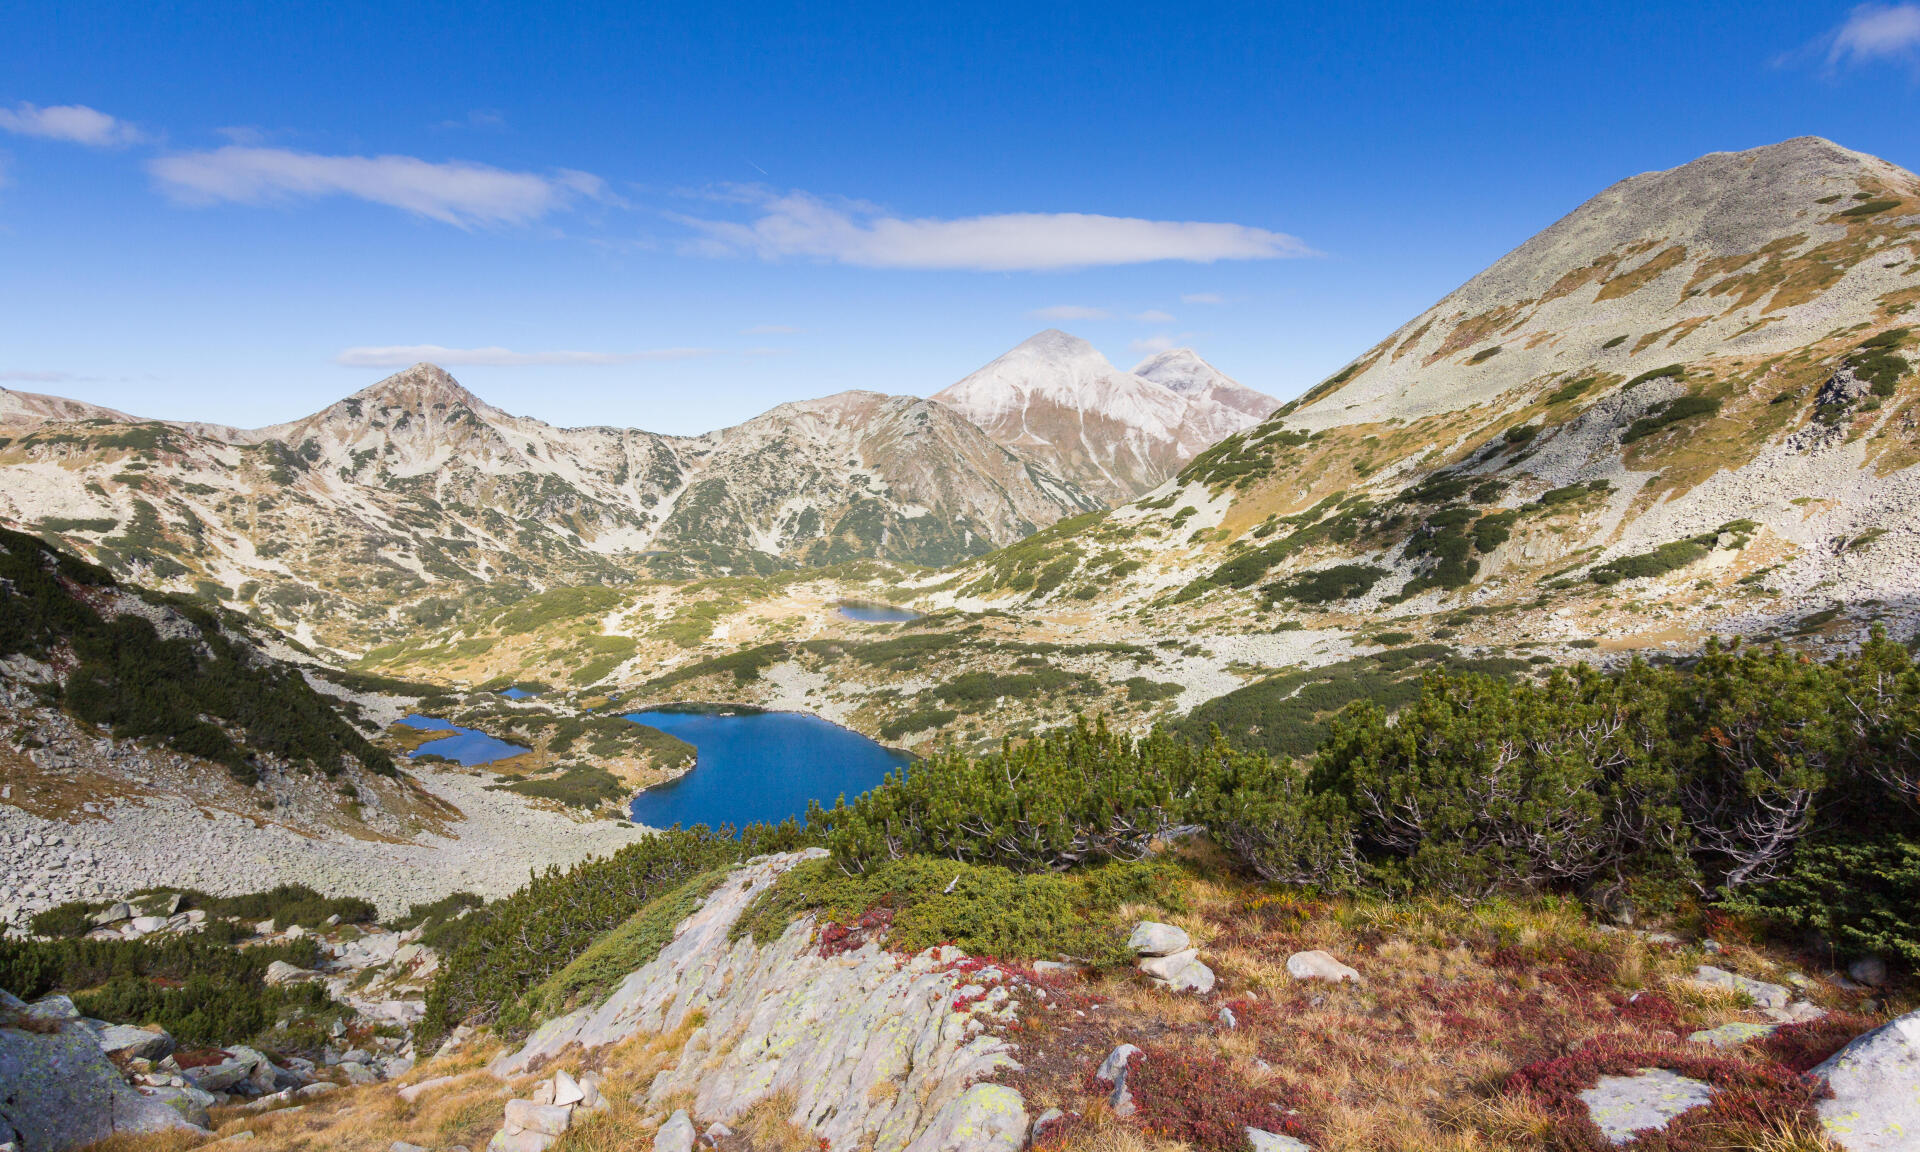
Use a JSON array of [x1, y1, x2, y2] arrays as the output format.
[[0, 334, 1256, 649]]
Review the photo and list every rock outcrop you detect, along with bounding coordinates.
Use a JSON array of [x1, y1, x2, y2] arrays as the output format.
[[1812, 1009, 1920, 1151], [0, 991, 205, 1151], [494, 850, 1028, 1152]]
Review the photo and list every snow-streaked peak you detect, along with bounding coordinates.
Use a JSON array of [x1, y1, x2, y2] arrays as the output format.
[[931, 330, 1269, 502], [1132, 348, 1278, 421]]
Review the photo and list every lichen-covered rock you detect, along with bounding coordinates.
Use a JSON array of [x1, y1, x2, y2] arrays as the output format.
[[95, 1023, 174, 1061], [1685, 1022, 1777, 1048], [653, 1110, 695, 1152], [1246, 1129, 1311, 1152], [494, 851, 1023, 1152], [0, 991, 205, 1151], [901, 1083, 1026, 1152], [1578, 1068, 1714, 1145], [1812, 1010, 1920, 1151]]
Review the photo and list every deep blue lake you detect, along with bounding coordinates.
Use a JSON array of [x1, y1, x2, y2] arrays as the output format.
[[624, 709, 909, 829], [498, 686, 537, 700], [397, 715, 530, 767], [836, 601, 921, 623]]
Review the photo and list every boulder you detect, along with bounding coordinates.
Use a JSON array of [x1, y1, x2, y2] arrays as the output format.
[[1688, 965, 1788, 1009], [128, 916, 170, 936], [1578, 1068, 1714, 1145], [24, 996, 78, 1022], [141, 1082, 216, 1128], [505, 1100, 573, 1138], [264, 961, 310, 986], [1811, 1009, 1920, 1151], [1847, 956, 1889, 988], [1095, 1044, 1140, 1084], [391, 1143, 429, 1152], [91, 902, 133, 927], [653, 1109, 696, 1152], [1247, 1129, 1311, 1152], [901, 1083, 1027, 1152], [1138, 948, 1200, 982], [97, 1023, 175, 1061], [552, 1070, 584, 1107], [1286, 951, 1359, 984], [1127, 922, 1191, 957], [0, 997, 206, 1149], [398, 1075, 459, 1104]]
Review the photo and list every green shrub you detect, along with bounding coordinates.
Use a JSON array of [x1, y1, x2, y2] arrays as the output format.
[[1621, 394, 1721, 443], [1589, 534, 1715, 584], [1839, 199, 1901, 218], [733, 855, 1177, 964], [495, 764, 630, 810], [1623, 364, 1687, 389], [0, 933, 344, 1048], [1469, 345, 1503, 364], [519, 868, 734, 1023], [1264, 564, 1387, 604], [189, 884, 378, 928], [1545, 378, 1595, 405], [1124, 677, 1184, 703], [1602, 335, 1629, 349], [1727, 836, 1920, 967]]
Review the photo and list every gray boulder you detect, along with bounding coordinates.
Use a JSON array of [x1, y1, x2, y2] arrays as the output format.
[[1578, 1068, 1714, 1145], [1812, 1009, 1920, 1151], [1127, 922, 1191, 957], [96, 1024, 174, 1062], [1685, 1022, 1777, 1048], [1139, 948, 1215, 993], [141, 1083, 214, 1129], [1848, 956, 1889, 988], [1247, 1129, 1311, 1152], [0, 995, 206, 1151], [652, 1109, 695, 1152]]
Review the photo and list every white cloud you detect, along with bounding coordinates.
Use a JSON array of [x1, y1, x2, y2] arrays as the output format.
[[1131, 334, 1178, 356], [1030, 305, 1110, 320], [1828, 3, 1920, 64], [149, 146, 605, 227], [744, 324, 804, 334], [0, 102, 141, 147], [677, 190, 1310, 271], [1181, 292, 1225, 305], [1134, 309, 1176, 323], [335, 345, 711, 368]]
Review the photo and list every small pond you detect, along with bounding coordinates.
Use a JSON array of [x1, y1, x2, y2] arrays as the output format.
[[835, 600, 921, 623], [498, 686, 538, 700], [396, 715, 530, 767], [624, 709, 909, 829]]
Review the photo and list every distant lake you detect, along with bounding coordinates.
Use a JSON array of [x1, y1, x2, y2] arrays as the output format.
[[498, 686, 537, 700], [835, 601, 921, 623], [624, 709, 909, 829], [397, 715, 530, 767]]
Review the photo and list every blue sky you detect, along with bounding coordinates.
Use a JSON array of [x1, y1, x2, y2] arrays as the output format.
[[3, 1, 1919, 434]]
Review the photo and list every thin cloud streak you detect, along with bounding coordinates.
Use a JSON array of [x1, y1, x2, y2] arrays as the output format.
[[335, 345, 712, 368], [677, 190, 1311, 271], [0, 102, 142, 147], [150, 146, 606, 227], [0, 369, 89, 383], [1181, 292, 1225, 305], [1031, 305, 1110, 320], [1829, 3, 1920, 65]]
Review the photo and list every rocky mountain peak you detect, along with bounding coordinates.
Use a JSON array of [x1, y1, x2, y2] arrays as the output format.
[[341, 363, 488, 417], [1293, 135, 1920, 430], [1132, 348, 1277, 421]]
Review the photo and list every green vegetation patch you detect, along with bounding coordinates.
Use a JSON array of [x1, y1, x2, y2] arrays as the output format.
[[1623, 364, 1687, 389], [493, 764, 631, 810], [1264, 563, 1388, 604], [1621, 395, 1721, 443], [522, 867, 734, 1021], [732, 855, 1178, 965]]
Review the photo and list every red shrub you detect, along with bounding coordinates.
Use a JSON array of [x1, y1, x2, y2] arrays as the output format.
[[1123, 1043, 1306, 1151], [1760, 1014, 1876, 1073], [817, 905, 895, 957]]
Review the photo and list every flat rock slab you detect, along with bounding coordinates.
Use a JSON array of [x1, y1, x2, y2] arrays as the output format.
[[1813, 1010, 1920, 1151], [1579, 1068, 1714, 1144], [1128, 922, 1190, 957], [1686, 1022, 1778, 1048], [1689, 965, 1789, 1009], [1286, 950, 1359, 983]]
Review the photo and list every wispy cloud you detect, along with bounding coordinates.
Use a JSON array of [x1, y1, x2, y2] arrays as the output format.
[[1134, 309, 1176, 323], [676, 190, 1310, 271], [1030, 305, 1110, 320], [0, 102, 142, 147], [1131, 334, 1179, 356], [1828, 3, 1920, 65], [150, 146, 607, 228], [0, 369, 88, 383], [335, 344, 711, 368], [1181, 292, 1225, 305], [743, 324, 804, 335]]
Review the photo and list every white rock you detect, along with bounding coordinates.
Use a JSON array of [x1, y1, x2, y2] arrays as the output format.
[[1286, 950, 1359, 984], [398, 1075, 457, 1104], [654, 1109, 695, 1152], [552, 1070, 584, 1107], [1127, 921, 1190, 957], [1096, 1044, 1140, 1084], [1138, 948, 1201, 982], [505, 1100, 573, 1138], [1812, 1010, 1920, 1151], [1686, 1022, 1777, 1048], [1247, 1128, 1311, 1152], [264, 961, 310, 985]]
